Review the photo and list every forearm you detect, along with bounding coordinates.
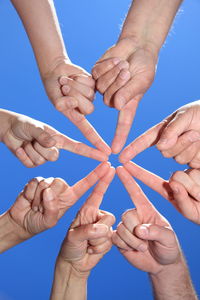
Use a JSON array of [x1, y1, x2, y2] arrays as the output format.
[[0, 109, 15, 142], [10, 0, 69, 78], [119, 0, 183, 54], [50, 256, 89, 300], [0, 212, 29, 253], [150, 256, 197, 300]]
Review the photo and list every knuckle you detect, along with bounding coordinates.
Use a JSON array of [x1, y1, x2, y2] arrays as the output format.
[[189, 161, 200, 169], [175, 155, 186, 165], [48, 148, 59, 161], [170, 171, 183, 182], [96, 79, 106, 94]]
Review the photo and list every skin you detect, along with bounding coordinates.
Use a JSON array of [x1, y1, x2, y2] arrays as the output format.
[[0, 109, 109, 167], [0, 161, 111, 253], [10, 0, 111, 156], [120, 101, 200, 166], [92, 0, 183, 153], [124, 161, 200, 225], [50, 167, 116, 300], [113, 166, 197, 300]]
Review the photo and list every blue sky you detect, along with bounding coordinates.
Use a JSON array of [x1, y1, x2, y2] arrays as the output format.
[[0, 0, 200, 299]]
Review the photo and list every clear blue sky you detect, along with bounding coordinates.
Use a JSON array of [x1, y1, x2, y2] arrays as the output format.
[[0, 0, 200, 299]]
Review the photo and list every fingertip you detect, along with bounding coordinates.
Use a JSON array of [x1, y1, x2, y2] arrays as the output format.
[[43, 188, 54, 202], [116, 165, 124, 175], [48, 147, 59, 162], [135, 224, 149, 239], [59, 76, 68, 85]]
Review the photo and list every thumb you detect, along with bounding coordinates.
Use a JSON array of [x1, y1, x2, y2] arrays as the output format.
[[28, 123, 56, 148], [157, 111, 190, 151], [68, 223, 109, 244], [135, 224, 176, 248], [43, 188, 59, 229]]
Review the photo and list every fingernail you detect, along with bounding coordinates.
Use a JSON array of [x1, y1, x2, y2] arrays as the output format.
[[66, 98, 78, 109], [116, 97, 126, 110], [172, 186, 179, 194], [138, 225, 149, 237], [62, 85, 70, 94], [157, 138, 168, 145], [92, 70, 98, 79], [45, 188, 54, 201], [93, 224, 108, 233], [88, 248, 93, 254], [118, 61, 129, 70], [138, 244, 148, 252], [113, 57, 121, 65], [33, 206, 38, 212], [39, 205, 44, 213], [119, 69, 130, 80], [189, 132, 200, 142]]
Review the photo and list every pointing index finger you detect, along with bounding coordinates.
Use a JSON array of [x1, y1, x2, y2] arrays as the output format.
[[116, 166, 154, 212], [65, 109, 111, 156], [84, 167, 115, 209], [124, 161, 171, 201], [111, 99, 139, 154]]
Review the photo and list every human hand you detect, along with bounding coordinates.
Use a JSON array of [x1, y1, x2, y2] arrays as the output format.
[[58, 167, 115, 274], [93, 38, 157, 153], [120, 100, 200, 166], [123, 161, 200, 224], [112, 166, 180, 275], [8, 162, 111, 239], [1, 110, 109, 167], [43, 60, 111, 156]]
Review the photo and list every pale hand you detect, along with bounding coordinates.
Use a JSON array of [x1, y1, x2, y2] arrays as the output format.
[[8, 162, 111, 237], [123, 161, 200, 225], [43, 60, 111, 156], [93, 38, 157, 153], [112, 166, 180, 275], [58, 167, 115, 274], [2, 112, 109, 167], [120, 100, 200, 166]]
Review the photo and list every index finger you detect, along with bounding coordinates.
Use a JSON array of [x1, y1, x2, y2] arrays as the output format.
[[124, 161, 171, 201], [84, 166, 115, 209], [119, 122, 165, 163], [111, 99, 139, 154], [54, 133, 108, 162], [68, 162, 111, 204], [116, 166, 154, 211], [65, 109, 111, 156]]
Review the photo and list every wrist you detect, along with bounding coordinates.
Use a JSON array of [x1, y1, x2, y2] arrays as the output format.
[[40, 55, 71, 81], [0, 109, 14, 142], [0, 211, 30, 253], [118, 35, 160, 59], [57, 255, 90, 280], [149, 255, 197, 299]]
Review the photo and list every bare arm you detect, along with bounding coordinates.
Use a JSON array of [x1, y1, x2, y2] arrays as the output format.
[[0, 212, 29, 253], [119, 0, 183, 54], [50, 257, 88, 300], [10, 0, 68, 77], [150, 256, 197, 300]]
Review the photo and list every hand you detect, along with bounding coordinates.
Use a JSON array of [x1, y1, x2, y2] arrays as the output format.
[[58, 167, 115, 274], [93, 38, 157, 153], [43, 60, 111, 156], [112, 166, 180, 275], [8, 162, 111, 239], [120, 100, 200, 166], [2, 111, 108, 167], [123, 161, 200, 224]]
